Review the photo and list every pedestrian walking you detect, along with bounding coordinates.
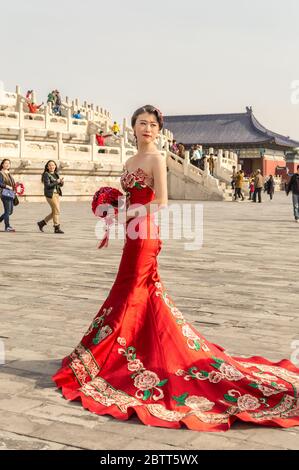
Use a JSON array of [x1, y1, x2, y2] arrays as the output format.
[[37, 160, 64, 234]]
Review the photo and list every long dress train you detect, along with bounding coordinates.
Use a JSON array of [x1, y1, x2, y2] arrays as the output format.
[[52, 167, 299, 432]]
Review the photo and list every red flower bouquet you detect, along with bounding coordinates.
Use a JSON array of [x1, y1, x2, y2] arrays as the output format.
[[92, 186, 124, 249], [15, 182, 25, 196], [92, 186, 123, 217]]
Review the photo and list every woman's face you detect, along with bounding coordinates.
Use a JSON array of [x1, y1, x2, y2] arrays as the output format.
[[47, 161, 56, 172], [2, 160, 10, 171], [134, 112, 160, 146]]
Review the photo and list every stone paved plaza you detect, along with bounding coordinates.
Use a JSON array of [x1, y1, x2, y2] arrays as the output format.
[[0, 192, 298, 450]]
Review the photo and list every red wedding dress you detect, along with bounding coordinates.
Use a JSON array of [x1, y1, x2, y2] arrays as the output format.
[[52, 167, 299, 432]]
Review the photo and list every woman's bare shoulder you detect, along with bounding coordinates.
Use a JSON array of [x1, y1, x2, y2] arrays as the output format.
[[147, 151, 164, 164], [149, 152, 166, 168], [123, 155, 134, 170]]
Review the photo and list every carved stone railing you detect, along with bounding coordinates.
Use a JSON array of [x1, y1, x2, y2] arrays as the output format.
[[214, 149, 240, 184], [0, 133, 137, 165], [166, 150, 225, 199], [0, 140, 20, 159], [0, 84, 113, 135]]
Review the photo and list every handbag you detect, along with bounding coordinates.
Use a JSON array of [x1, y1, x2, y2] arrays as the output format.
[[2, 188, 15, 199], [13, 195, 19, 206]]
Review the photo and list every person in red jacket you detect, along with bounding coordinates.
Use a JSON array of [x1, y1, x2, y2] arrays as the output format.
[[27, 100, 44, 114], [96, 130, 111, 153]]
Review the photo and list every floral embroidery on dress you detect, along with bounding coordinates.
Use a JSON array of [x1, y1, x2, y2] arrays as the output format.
[[239, 362, 299, 388], [120, 167, 154, 192], [173, 393, 215, 411], [84, 307, 113, 345], [155, 281, 210, 352], [171, 393, 231, 424], [222, 390, 263, 411], [250, 395, 298, 420], [117, 337, 168, 401], [146, 404, 185, 422], [174, 358, 298, 419], [80, 376, 141, 413], [176, 359, 244, 384], [120, 168, 154, 210], [78, 374, 231, 423], [69, 343, 100, 385], [232, 362, 299, 419], [246, 373, 288, 397], [79, 375, 229, 423]]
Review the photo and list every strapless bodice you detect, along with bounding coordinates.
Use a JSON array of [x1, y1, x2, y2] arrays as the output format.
[[120, 167, 155, 206]]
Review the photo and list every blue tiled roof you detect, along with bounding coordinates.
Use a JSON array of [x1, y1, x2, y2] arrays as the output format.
[[163, 109, 299, 148]]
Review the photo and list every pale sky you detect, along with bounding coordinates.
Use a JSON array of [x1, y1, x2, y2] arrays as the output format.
[[1, 0, 299, 139]]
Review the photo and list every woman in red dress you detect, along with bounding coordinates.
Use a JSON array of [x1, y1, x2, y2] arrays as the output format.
[[53, 105, 299, 432]]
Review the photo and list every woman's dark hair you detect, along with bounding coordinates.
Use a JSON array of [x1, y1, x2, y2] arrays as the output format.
[[131, 105, 163, 131], [41, 160, 58, 182], [0, 159, 11, 171]]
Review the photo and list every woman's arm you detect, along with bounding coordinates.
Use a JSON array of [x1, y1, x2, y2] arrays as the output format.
[[56, 174, 64, 187], [58, 176, 64, 187], [0, 174, 13, 189], [0, 174, 6, 189]]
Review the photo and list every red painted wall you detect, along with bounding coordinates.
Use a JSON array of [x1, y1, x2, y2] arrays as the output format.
[[263, 158, 286, 176], [286, 161, 298, 174]]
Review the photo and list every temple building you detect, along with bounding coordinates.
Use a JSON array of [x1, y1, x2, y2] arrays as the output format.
[[164, 107, 299, 176]]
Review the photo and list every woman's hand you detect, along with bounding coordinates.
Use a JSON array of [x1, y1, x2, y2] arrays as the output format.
[[126, 210, 136, 223], [112, 211, 125, 225], [112, 211, 132, 225], [6, 185, 13, 190]]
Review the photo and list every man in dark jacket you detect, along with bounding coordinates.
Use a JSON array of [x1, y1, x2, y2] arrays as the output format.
[[264, 175, 275, 200], [286, 165, 299, 222]]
